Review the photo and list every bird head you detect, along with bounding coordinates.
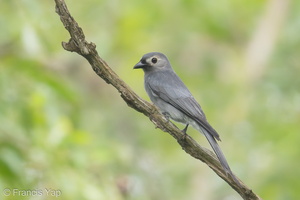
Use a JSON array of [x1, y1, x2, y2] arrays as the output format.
[[133, 52, 171, 72]]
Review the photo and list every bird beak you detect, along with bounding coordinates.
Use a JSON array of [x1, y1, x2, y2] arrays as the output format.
[[133, 61, 147, 69]]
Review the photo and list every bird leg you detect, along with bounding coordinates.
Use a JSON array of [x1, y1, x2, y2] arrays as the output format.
[[181, 124, 189, 140], [162, 112, 170, 122]]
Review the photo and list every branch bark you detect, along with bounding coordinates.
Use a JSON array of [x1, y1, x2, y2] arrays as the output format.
[[54, 0, 262, 199]]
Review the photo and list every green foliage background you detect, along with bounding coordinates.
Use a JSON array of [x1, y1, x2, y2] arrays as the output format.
[[1, 0, 299, 199]]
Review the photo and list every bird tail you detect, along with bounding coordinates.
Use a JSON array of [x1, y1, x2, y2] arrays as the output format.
[[197, 126, 241, 186]]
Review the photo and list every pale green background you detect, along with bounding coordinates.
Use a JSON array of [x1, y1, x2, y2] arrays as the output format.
[[0, 0, 299, 199]]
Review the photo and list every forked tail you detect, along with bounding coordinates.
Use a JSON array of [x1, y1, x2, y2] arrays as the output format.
[[199, 126, 241, 186]]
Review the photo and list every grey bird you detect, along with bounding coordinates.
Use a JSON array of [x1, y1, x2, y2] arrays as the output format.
[[134, 52, 239, 184]]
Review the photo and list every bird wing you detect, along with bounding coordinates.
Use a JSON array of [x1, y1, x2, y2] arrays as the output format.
[[146, 70, 221, 141]]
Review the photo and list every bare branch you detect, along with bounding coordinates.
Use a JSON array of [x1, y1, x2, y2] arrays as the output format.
[[54, 0, 262, 199]]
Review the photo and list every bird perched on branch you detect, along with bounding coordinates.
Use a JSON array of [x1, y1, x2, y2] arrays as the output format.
[[134, 52, 239, 185]]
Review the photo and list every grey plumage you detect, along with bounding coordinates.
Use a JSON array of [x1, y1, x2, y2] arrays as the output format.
[[134, 52, 239, 184]]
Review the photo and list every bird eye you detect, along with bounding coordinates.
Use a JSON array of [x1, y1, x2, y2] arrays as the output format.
[[151, 57, 157, 64]]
